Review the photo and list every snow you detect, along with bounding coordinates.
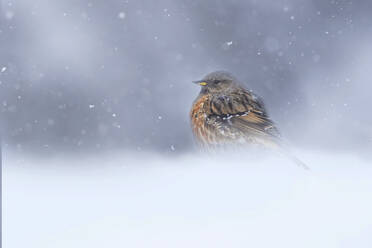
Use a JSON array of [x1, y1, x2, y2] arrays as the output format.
[[1, 1, 372, 246], [118, 12, 126, 19], [5, 11, 14, 20], [3, 150, 372, 248], [222, 41, 233, 50]]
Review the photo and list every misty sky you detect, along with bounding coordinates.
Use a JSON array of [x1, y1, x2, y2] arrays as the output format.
[[3, 2, 372, 247], [1, 0, 371, 155]]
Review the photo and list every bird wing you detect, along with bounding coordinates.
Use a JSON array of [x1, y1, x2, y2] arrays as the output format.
[[204, 88, 309, 169], [207, 88, 281, 144]]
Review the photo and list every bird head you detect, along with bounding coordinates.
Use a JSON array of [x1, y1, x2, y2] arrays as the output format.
[[193, 71, 237, 94]]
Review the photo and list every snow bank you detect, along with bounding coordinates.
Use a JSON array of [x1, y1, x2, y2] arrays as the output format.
[[3, 150, 372, 248]]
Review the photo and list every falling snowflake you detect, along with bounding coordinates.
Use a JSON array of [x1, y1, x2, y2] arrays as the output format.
[[5, 11, 14, 20], [118, 12, 126, 19], [222, 41, 233, 50]]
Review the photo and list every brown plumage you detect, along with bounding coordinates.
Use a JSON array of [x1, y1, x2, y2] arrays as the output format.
[[190, 71, 309, 169]]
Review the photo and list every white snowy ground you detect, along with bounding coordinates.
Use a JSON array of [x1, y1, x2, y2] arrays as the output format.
[[3, 150, 372, 248]]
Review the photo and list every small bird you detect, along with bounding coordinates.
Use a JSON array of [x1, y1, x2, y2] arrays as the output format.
[[190, 70, 308, 170]]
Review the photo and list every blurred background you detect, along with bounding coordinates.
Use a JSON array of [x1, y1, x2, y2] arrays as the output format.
[[1, 0, 372, 155], [3, 2, 372, 248]]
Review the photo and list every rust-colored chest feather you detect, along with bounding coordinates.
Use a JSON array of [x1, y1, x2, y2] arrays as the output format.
[[190, 90, 280, 148], [190, 94, 209, 143], [190, 94, 230, 146]]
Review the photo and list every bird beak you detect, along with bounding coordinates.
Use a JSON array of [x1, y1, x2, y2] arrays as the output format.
[[193, 80, 208, 86]]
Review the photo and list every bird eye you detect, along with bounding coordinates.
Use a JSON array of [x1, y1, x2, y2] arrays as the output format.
[[213, 80, 220, 84]]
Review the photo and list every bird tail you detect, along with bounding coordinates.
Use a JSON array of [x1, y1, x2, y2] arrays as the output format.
[[278, 147, 310, 171], [258, 137, 310, 170]]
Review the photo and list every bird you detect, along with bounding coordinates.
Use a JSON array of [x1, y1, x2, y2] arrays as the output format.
[[190, 70, 309, 170]]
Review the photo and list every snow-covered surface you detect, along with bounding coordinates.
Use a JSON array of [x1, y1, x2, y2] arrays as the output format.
[[3, 150, 372, 248]]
